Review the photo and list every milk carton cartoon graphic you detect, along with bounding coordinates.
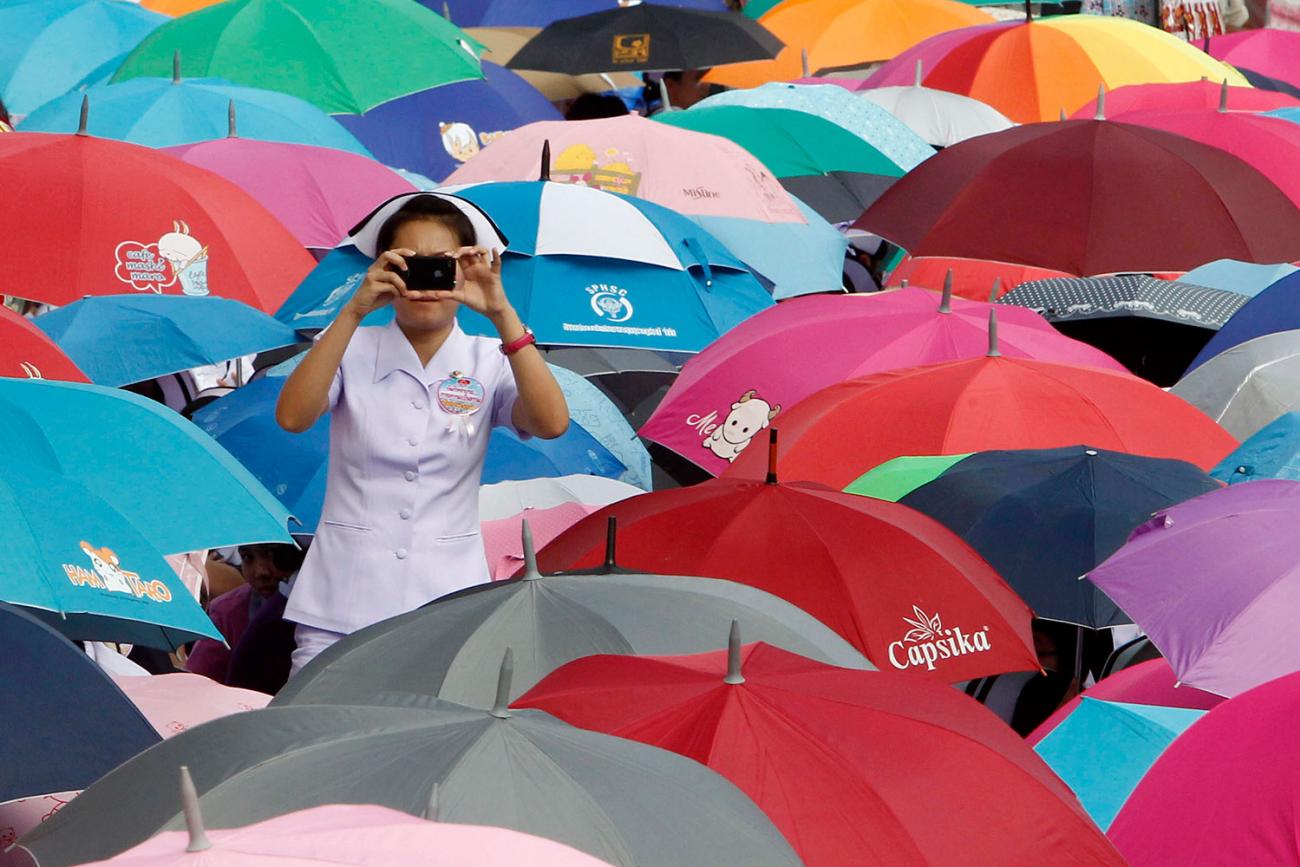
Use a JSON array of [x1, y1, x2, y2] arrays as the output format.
[[158, 221, 208, 296]]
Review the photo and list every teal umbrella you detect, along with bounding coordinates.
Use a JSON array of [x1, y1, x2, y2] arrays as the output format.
[[0, 459, 219, 649], [0, 379, 293, 555]]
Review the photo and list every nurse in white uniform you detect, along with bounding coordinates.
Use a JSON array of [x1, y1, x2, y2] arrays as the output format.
[[275, 193, 569, 673]]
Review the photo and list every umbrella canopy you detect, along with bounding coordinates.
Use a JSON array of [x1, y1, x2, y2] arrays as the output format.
[[542, 346, 682, 429], [336, 62, 561, 184], [112, 0, 484, 115], [0, 0, 164, 118], [886, 446, 1221, 627], [273, 244, 374, 332], [640, 288, 1125, 476], [706, 0, 993, 90], [33, 295, 300, 387], [465, 26, 641, 101], [1207, 28, 1300, 92], [471, 0, 730, 27], [844, 453, 973, 501], [1211, 412, 1300, 484], [1186, 270, 1300, 371], [0, 602, 160, 803], [1109, 669, 1300, 866], [0, 378, 294, 555], [1033, 698, 1204, 832], [999, 275, 1247, 386], [518, 635, 1126, 867], [1070, 79, 1300, 118], [75, 800, 613, 866], [445, 181, 774, 352], [855, 120, 1300, 277], [506, 5, 783, 75], [18, 684, 801, 867], [111, 673, 269, 738], [0, 306, 87, 383], [655, 105, 909, 222], [884, 255, 1074, 300], [0, 130, 314, 312], [864, 17, 1246, 123], [1173, 330, 1300, 440], [1177, 258, 1298, 297], [549, 365, 651, 490], [18, 74, 371, 154], [483, 502, 602, 580], [141, 0, 225, 13], [722, 325, 1238, 487], [1088, 480, 1300, 697], [856, 72, 1014, 147]]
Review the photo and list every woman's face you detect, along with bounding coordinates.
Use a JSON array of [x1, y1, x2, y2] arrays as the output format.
[[389, 219, 464, 332]]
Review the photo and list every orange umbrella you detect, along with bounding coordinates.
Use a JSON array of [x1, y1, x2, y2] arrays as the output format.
[[141, 0, 226, 14], [707, 0, 991, 90]]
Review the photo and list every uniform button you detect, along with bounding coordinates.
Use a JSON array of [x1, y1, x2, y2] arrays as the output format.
[[407, 437, 418, 446], [399, 508, 412, 520], [404, 470, 416, 481], [395, 548, 408, 560], [412, 400, 425, 410]]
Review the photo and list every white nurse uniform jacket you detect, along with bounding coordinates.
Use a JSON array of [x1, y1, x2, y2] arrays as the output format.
[[285, 319, 523, 634]]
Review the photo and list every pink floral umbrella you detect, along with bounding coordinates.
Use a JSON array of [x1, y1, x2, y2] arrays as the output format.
[[110, 674, 269, 737]]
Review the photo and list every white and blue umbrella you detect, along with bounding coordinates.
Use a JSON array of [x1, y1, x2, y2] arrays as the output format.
[[1177, 259, 1299, 298]]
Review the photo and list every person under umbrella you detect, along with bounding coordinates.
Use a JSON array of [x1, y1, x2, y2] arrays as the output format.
[[275, 192, 569, 674]]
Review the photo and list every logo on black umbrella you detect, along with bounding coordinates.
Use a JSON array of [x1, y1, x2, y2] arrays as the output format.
[[612, 33, 651, 64]]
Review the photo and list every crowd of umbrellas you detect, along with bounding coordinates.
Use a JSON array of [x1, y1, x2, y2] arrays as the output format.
[[7, 0, 1300, 864]]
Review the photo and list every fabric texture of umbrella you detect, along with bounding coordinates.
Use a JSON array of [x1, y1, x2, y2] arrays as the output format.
[[1211, 412, 1300, 484], [1177, 258, 1298, 297], [855, 68, 1014, 148], [1070, 80, 1300, 119], [1207, 27, 1300, 92], [0, 131, 315, 312], [889, 446, 1221, 627], [542, 346, 681, 429], [465, 26, 641, 101], [470, 0, 729, 27], [1173, 329, 1300, 440], [1186, 270, 1300, 371], [1033, 698, 1204, 832], [141, 0, 225, 13], [883, 255, 1074, 301], [0, 378, 294, 556], [655, 105, 908, 223], [272, 244, 374, 332], [864, 17, 1246, 123], [844, 453, 973, 501], [482, 502, 602, 580], [706, 0, 993, 89], [998, 275, 1247, 386], [1088, 480, 1300, 697], [0, 0, 164, 118], [0, 602, 160, 803], [336, 62, 561, 184], [18, 74, 371, 155], [33, 295, 300, 388], [640, 288, 1125, 476], [73, 800, 614, 866], [856, 120, 1300, 277], [110, 673, 269, 738], [549, 365, 651, 490], [0, 305, 87, 383], [112, 0, 484, 115], [518, 636, 1126, 867], [1108, 669, 1300, 866], [506, 4, 783, 75], [18, 686, 801, 867]]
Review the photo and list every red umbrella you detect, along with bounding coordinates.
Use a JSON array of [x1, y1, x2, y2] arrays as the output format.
[[0, 306, 87, 382], [1069, 80, 1300, 118], [535, 438, 1038, 682], [722, 315, 1238, 488], [516, 632, 1126, 867], [0, 122, 313, 312], [855, 120, 1300, 276]]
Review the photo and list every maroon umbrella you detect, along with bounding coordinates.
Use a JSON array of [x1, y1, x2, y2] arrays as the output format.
[[855, 120, 1300, 277]]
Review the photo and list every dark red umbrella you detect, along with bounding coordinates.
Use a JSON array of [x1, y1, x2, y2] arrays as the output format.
[[535, 436, 1038, 682], [855, 119, 1300, 276], [516, 629, 1127, 867]]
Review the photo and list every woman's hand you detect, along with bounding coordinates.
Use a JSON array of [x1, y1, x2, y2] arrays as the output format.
[[430, 247, 510, 318], [343, 249, 415, 320]]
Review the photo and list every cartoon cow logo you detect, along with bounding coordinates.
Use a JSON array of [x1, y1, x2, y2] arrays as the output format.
[[440, 122, 481, 163], [80, 541, 138, 595], [704, 390, 779, 462]]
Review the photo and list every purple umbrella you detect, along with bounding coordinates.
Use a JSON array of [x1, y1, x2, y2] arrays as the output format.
[[1088, 479, 1300, 698]]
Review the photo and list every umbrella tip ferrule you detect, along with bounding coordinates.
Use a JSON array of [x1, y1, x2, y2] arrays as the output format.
[[764, 428, 779, 485], [986, 309, 1002, 357], [521, 518, 543, 580], [172, 50, 182, 84], [603, 515, 618, 571], [801, 48, 810, 78], [76, 95, 89, 137], [938, 269, 953, 313], [179, 766, 213, 853], [1219, 78, 1229, 113], [724, 620, 746, 684], [914, 59, 923, 88], [1094, 85, 1106, 121], [539, 140, 551, 182], [227, 100, 238, 139], [988, 276, 1002, 303], [490, 648, 514, 719], [424, 783, 440, 821]]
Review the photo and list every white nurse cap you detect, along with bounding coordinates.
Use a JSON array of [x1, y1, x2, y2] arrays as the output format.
[[346, 192, 509, 258]]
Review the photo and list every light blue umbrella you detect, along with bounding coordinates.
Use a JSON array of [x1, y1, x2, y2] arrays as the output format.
[[1212, 412, 1300, 484], [1177, 259, 1299, 298], [550, 365, 651, 490], [34, 294, 301, 387], [0, 0, 164, 118], [274, 244, 378, 332], [0, 458, 219, 649], [18, 74, 371, 155], [0, 379, 294, 554], [695, 82, 935, 174], [1034, 698, 1204, 831]]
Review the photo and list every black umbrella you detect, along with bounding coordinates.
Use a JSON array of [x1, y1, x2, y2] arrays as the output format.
[[507, 5, 783, 75], [998, 275, 1247, 386]]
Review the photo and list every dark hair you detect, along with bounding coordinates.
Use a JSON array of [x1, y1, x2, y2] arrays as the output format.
[[375, 195, 475, 253], [565, 93, 630, 121], [0, 98, 9, 127]]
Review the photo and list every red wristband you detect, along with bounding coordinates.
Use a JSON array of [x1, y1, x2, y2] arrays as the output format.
[[500, 327, 536, 356]]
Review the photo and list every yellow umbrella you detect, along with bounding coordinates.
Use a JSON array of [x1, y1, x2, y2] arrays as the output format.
[[141, 0, 226, 14], [466, 26, 640, 101]]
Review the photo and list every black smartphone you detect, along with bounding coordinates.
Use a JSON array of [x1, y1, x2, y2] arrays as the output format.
[[403, 255, 457, 290]]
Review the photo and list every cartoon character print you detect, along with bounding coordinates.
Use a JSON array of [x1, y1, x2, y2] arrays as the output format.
[[553, 144, 642, 196], [157, 221, 208, 296], [80, 541, 139, 595], [705, 390, 779, 462], [440, 122, 481, 163]]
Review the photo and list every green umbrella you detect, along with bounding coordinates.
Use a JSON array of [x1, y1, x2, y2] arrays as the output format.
[[742, 0, 783, 17], [655, 104, 908, 222], [112, 0, 484, 114], [844, 453, 973, 502]]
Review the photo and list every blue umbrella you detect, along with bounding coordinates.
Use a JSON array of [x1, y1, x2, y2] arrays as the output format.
[[0, 0, 164, 118], [336, 62, 561, 183], [194, 369, 626, 533], [33, 294, 301, 387], [429, 0, 728, 27], [550, 365, 651, 490], [1177, 259, 1298, 298], [0, 379, 294, 555], [1185, 270, 1300, 373], [274, 244, 379, 332], [1034, 698, 1204, 831], [18, 74, 371, 154], [0, 458, 220, 648], [1211, 412, 1300, 484], [0, 601, 161, 802]]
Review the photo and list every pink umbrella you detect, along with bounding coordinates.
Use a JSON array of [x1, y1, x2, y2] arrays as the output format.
[[1027, 659, 1225, 745], [1070, 80, 1300, 118], [109, 674, 269, 738], [1207, 28, 1300, 90], [1, 794, 73, 867], [639, 286, 1126, 476], [163, 138, 415, 250], [443, 115, 805, 223], [482, 502, 601, 581]]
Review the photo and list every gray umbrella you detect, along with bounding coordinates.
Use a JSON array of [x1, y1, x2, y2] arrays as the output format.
[[19, 655, 800, 867], [1171, 328, 1300, 440], [275, 520, 869, 710]]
